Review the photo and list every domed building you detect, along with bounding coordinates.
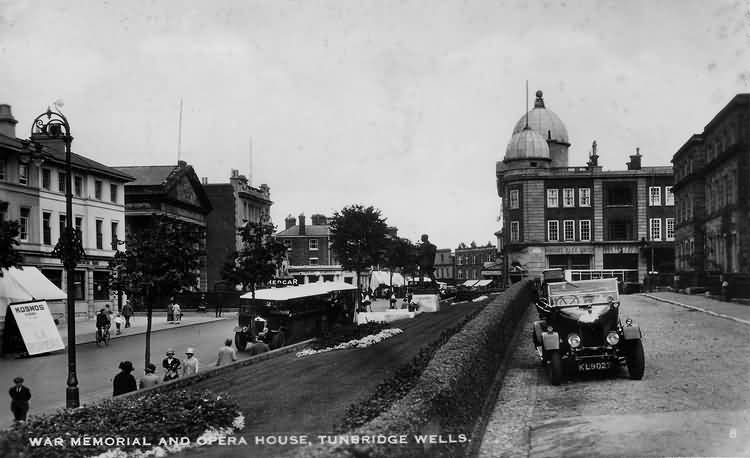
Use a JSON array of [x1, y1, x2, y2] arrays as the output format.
[[496, 89, 675, 287], [509, 90, 570, 167]]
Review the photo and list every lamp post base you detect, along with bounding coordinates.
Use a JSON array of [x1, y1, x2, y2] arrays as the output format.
[[66, 386, 79, 409]]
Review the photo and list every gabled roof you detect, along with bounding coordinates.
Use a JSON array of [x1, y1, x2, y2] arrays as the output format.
[[275, 225, 330, 237], [114, 165, 179, 187], [0, 133, 134, 182], [114, 163, 212, 212]]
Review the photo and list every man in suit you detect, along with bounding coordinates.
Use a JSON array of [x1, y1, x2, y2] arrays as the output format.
[[9, 376, 31, 423]]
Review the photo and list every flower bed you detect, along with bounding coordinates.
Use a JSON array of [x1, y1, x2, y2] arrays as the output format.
[[334, 295, 489, 432], [297, 328, 403, 358], [0, 390, 242, 458], [314, 321, 389, 349]]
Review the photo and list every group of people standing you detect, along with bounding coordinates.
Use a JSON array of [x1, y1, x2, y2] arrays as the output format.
[[166, 298, 182, 323], [111, 339, 239, 397]]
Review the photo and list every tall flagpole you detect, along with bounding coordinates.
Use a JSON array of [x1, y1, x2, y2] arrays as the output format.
[[248, 136, 253, 186], [525, 80, 529, 128], [177, 98, 183, 162]]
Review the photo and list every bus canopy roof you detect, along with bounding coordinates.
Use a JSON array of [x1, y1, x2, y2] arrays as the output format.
[[241, 281, 358, 301]]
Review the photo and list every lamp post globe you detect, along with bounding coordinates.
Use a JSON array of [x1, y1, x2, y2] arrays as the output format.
[[30, 106, 80, 409]]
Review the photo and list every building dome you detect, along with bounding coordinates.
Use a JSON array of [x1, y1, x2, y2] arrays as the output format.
[[504, 127, 550, 162], [512, 90, 569, 144]]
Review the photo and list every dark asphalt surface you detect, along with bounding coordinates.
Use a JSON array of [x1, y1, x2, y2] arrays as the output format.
[[0, 318, 240, 429]]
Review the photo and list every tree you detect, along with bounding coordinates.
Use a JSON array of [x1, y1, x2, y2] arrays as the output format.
[[0, 220, 23, 276], [383, 237, 417, 288], [109, 215, 205, 367], [329, 205, 389, 308], [221, 220, 287, 299]]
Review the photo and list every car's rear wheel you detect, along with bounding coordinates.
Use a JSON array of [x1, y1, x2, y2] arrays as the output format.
[[547, 350, 563, 386], [271, 331, 286, 350], [626, 340, 645, 380]]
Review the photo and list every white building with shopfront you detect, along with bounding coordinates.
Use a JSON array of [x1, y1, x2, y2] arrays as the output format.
[[0, 104, 133, 327]]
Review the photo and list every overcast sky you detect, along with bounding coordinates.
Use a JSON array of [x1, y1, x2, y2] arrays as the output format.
[[1, 0, 748, 249]]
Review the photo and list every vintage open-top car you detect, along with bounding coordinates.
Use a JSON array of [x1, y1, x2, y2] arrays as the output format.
[[532, 276, 644, 385]]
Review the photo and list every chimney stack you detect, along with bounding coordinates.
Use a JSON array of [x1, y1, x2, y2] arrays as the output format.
[[201, 177, 208, 184], [285, 214, 296, 230], [0, 105, 18, 138], [298, 213, 306, 235], [231, 169, 240, 178], [587, 140, 599, 168], [627, 147, 642, 170], [311, 214, 327, 225]]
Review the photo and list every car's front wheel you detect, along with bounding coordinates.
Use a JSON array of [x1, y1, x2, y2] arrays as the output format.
[[626, 340, 645, 380], [235, 332, 248, 352], [547, 350, 563, 386]]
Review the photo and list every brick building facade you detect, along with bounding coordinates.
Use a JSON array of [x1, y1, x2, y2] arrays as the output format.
[[672, 94, 750, 294], [455, 243, 496, 281], [497, 90, 674, 284]]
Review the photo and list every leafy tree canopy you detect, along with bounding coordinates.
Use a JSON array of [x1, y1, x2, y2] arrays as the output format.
[[221, 220, 287, 295], [109, 215, 205, 305], [0, 220, 23, 276], [329, 205, 389, 274]]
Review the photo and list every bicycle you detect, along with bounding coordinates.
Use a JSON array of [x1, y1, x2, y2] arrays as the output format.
[[96, 326, 111, 346]]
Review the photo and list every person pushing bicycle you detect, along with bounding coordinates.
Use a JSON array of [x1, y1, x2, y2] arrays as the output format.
[[96, 308, 111, 341]]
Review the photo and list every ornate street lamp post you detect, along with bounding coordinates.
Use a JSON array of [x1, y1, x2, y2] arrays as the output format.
[[30, 106, 80, 408]]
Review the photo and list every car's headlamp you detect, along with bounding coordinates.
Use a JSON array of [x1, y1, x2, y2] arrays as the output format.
[[606, 331, 620, 346], [567, 333, 581, 348]]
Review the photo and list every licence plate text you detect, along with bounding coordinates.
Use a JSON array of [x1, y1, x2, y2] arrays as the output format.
[[578, 361, 610, 371]]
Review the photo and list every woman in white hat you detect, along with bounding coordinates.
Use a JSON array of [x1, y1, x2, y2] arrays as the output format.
[[182, 347, 199, 377]]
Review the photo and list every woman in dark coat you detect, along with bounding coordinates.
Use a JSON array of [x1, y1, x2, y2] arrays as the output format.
[[113, 361, 137, 396]]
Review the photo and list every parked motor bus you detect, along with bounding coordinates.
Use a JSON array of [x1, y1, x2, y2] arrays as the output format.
[[234, 282, 357, 351]]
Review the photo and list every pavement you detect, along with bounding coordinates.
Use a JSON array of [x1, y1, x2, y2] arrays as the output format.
[[58, 311, 237, 345], [642, 291, 750, 324], [477, 293, 750, 457]]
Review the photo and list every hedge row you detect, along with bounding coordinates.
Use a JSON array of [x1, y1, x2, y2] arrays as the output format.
[[0, 390, 240, 458], [335, 298, 488, 432], [294, 280, 532, 458]]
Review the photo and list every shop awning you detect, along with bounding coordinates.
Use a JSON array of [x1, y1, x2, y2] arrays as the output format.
[[475, 279, 493, 287], [1, 267, 66, 311]]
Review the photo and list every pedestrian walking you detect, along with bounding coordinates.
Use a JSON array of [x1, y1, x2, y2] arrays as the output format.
[[8, 377, 30, 424], [173, 302, 182, 323], [113, 361, 137, 397], [182, 348, 199, 376], [216, 339, 237, 366], [113, 313, 125, 335], [105, 304, 114, 323], [362, 293, 372, 312], [167, 299, 175, 323], [122, 301, 134, 328], [162, 349, 181, 382], [389, 292, 397, 309], [139, 363, 160, 389], [215, 301, 223, 318]]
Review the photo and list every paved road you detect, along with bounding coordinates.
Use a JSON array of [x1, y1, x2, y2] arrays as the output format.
[[0, 319, 239, 429], [478, 294, 750, 457]]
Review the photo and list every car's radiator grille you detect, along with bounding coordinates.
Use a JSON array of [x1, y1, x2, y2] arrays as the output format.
[[580, 326, 603, 347]]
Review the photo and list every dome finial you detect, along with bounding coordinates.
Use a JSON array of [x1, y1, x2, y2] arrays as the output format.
[[534, 90, 545, 108]]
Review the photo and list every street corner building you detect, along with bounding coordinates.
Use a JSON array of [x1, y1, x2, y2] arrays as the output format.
[[671, 93, 750, 298], [0, 104, 134, 339], [496, 90, 674, 286]]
